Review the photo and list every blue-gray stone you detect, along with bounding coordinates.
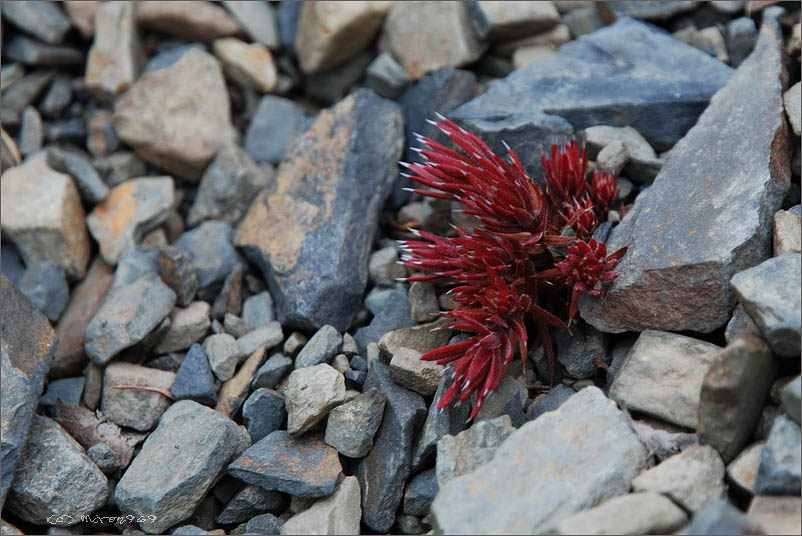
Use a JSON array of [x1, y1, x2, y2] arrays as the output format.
[[726, 16, 757, 68], [277, 1, 301, 54], [215, 484, 287, 525], [19, 261, 69, 323], [251, 353, 293, 390], [145, 44, 205, 72], [241, 291, 275, 329], [46, 147, 109, 204], [526, 384, 576, 421], [113, 247, 160, 288], [681, 499, 763, 535], [246, 513, 284, 535], [244, 95, 307, 164], [354, 284, 415, 352], [4, 35, 82, 66], [349, 355, 367, 371], [404, 468, 438, 517], [242, 388, 286, 443], [1, 1, 71, 44], [598, 1, 698, 21], [1, 243, 26, 288], [171, 344, 217, 406], [366, 51, 413, 100], [295, 324, 342, 369], [40, 377, 85, 408], [757, 412, 801, 495], [174, 221, 241, 302]]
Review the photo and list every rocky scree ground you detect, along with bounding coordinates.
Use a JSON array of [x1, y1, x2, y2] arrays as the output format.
[[0, 1, 801, 535]]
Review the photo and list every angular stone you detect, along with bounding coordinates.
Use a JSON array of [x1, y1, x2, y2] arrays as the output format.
[[389, 347, 444, 396], [727, 441, 764, 495], [680, 498, 763, 535], [296, 1, 390, 75], [408, 282, 439, 322], [551, 492, 688, 535], [0, 276, 57, 505], [285, 364, 345, 436], [633, 445, 726, 512], [1, 70, 54, 126], [470, 1, 559, 41], [40, 377, 85, 408], [431, 387, 648, 533], [154, 301, 211, 353], [356, 360, 427, 532], [403, 468, 438, 517], [114, 48, 232, 180], [87, 442, 121, 475], [747, 496, 802, 535], [368, 246, 406, 284], [252, 353, 293, 390], [87, 177, 174, 265], [228, 431, 342, 498], [203, 333, 241, 382], [17, 106, 42, 156], [1, 1, 71, 44], [188, 144, 272, 227], [173, 221, 242, 301], [116, 400, 250, 534], [731, 254, 802, 357], [236, 89, 403, 331], [46, 147, 109, 204], [726, 16, 757, 68], [784, 82, 800, 136], [6, 415, 107, 525], [279, 476, 361, 535], [384, 1, 485, 80], [242, 388, 286, 443], [780, 376, 801, 425], [216, 344, 267, 418], [436, 415, 515, 487], [378, 317, 452, 358], [101, 362, 175, 432], [698, 336, 776, 462], [18, 261, 69, 323], [4, 35, 82, 67], [83, 363, 102, 410], [355, 283, 415, 351], [246, 513, 284, 535], [511, 44, 557, 69], [526, 384, 575, 421], [86, 1, 142, 99], [1, 157, 90, 279], [365, 51, 413, 99], [324, 387, 386, 458], [84, 272, 176, 365], [580, 124, 661, 184], [610, 330, 720, 429], [553, 322, 607, 380], [295, 325, 342, 369], [136, 1, 241, 42], [244, 95, 307, 165], [582, 14, 790, 333], [725, 303, 762, 344], [112, 246, 159, 287], [223, 1, 279, 49], [216, 484, 286, 525], [474, 373, 528, 428], [773, 209, 801, 255], [757, 413, 801, 495], [213, 38, 277, 93], [237, 322, 283, 358], [598, 1, 698, 21], [171, 343, 217, 406]]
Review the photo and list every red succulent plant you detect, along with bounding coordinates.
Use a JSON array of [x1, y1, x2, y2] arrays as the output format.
[[398, 116, 626, 420]]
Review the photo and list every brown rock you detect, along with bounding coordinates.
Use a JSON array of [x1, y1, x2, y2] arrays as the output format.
[[86, 177, 174, 264], [581, 11, 791, 333], [136, 1, 241, 42], [86, 1, 142, 100], [383, 1, 485, 79], [216, 344, 266, 418], [50, 257, 114, 379], [296, 1, 391, 75], [113, 48, 232, 180], [213, 37, 277, 93], [0, 157, 90, 280], [378, 318, 452, 358], [1, 275, 57, 505]]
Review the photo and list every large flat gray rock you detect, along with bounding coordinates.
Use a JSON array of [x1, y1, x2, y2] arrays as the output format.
[[581, 12, 791, 333], [430, 387, 648, 534]]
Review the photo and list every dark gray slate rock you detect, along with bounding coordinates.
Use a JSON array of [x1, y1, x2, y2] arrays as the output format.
[[581, 13, 790, 334], [113, 247, 160, 287], [366, 51, 413, 100], [0, 70, 54, 126], [431, 387, 648, 534], [295, 324, 342, 369], [781, 376, 801, 425], [304, 51, 372, 105], [0, 276, 57, 507], [19, 261, 69, 322], [682, 499, 764, 535], [170, 343, 217, 406], [356, 360, 427, 532], [40, 75, 71, 118], [451, 18, 732, 183], [526, 384, 576, 421], [354, 284, 415, 352], [757, 412, 801, 495], [598, 1, 698, 22], [241, 291, 275, 329], [85, 272, 176, 365], [40, 377, 85, 408], [116, 401, 251, 534], [731, 254, 802, 357], [1, 1, 70, 44], [411, 370, 471, 472], [87, 442, 121, 475], [554, 323, 607, 380], [216, 485, 286, 525], [698, 336, 776, 462], [228, 431, 342, 498], [4, 35, 83, 66], [46, 147, 109, 204], [404, 468, 438, 517], [242, 388, 286, 443], [244, 95, 307, 164], [174, 221, 242, 302], [246, 513, 284, 535], [251, 353, 293, 390], [5, 415, 108, 525], [188, 143, 273, 227], [158, 246, 198, 308], [236, 89, 404, 332], [474, 374, 528, 428], [277, 1, 301, 54], [324, 387, 386, 458]]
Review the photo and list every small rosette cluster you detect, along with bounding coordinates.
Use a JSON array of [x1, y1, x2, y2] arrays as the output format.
[[398, 116, 626, 419]]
